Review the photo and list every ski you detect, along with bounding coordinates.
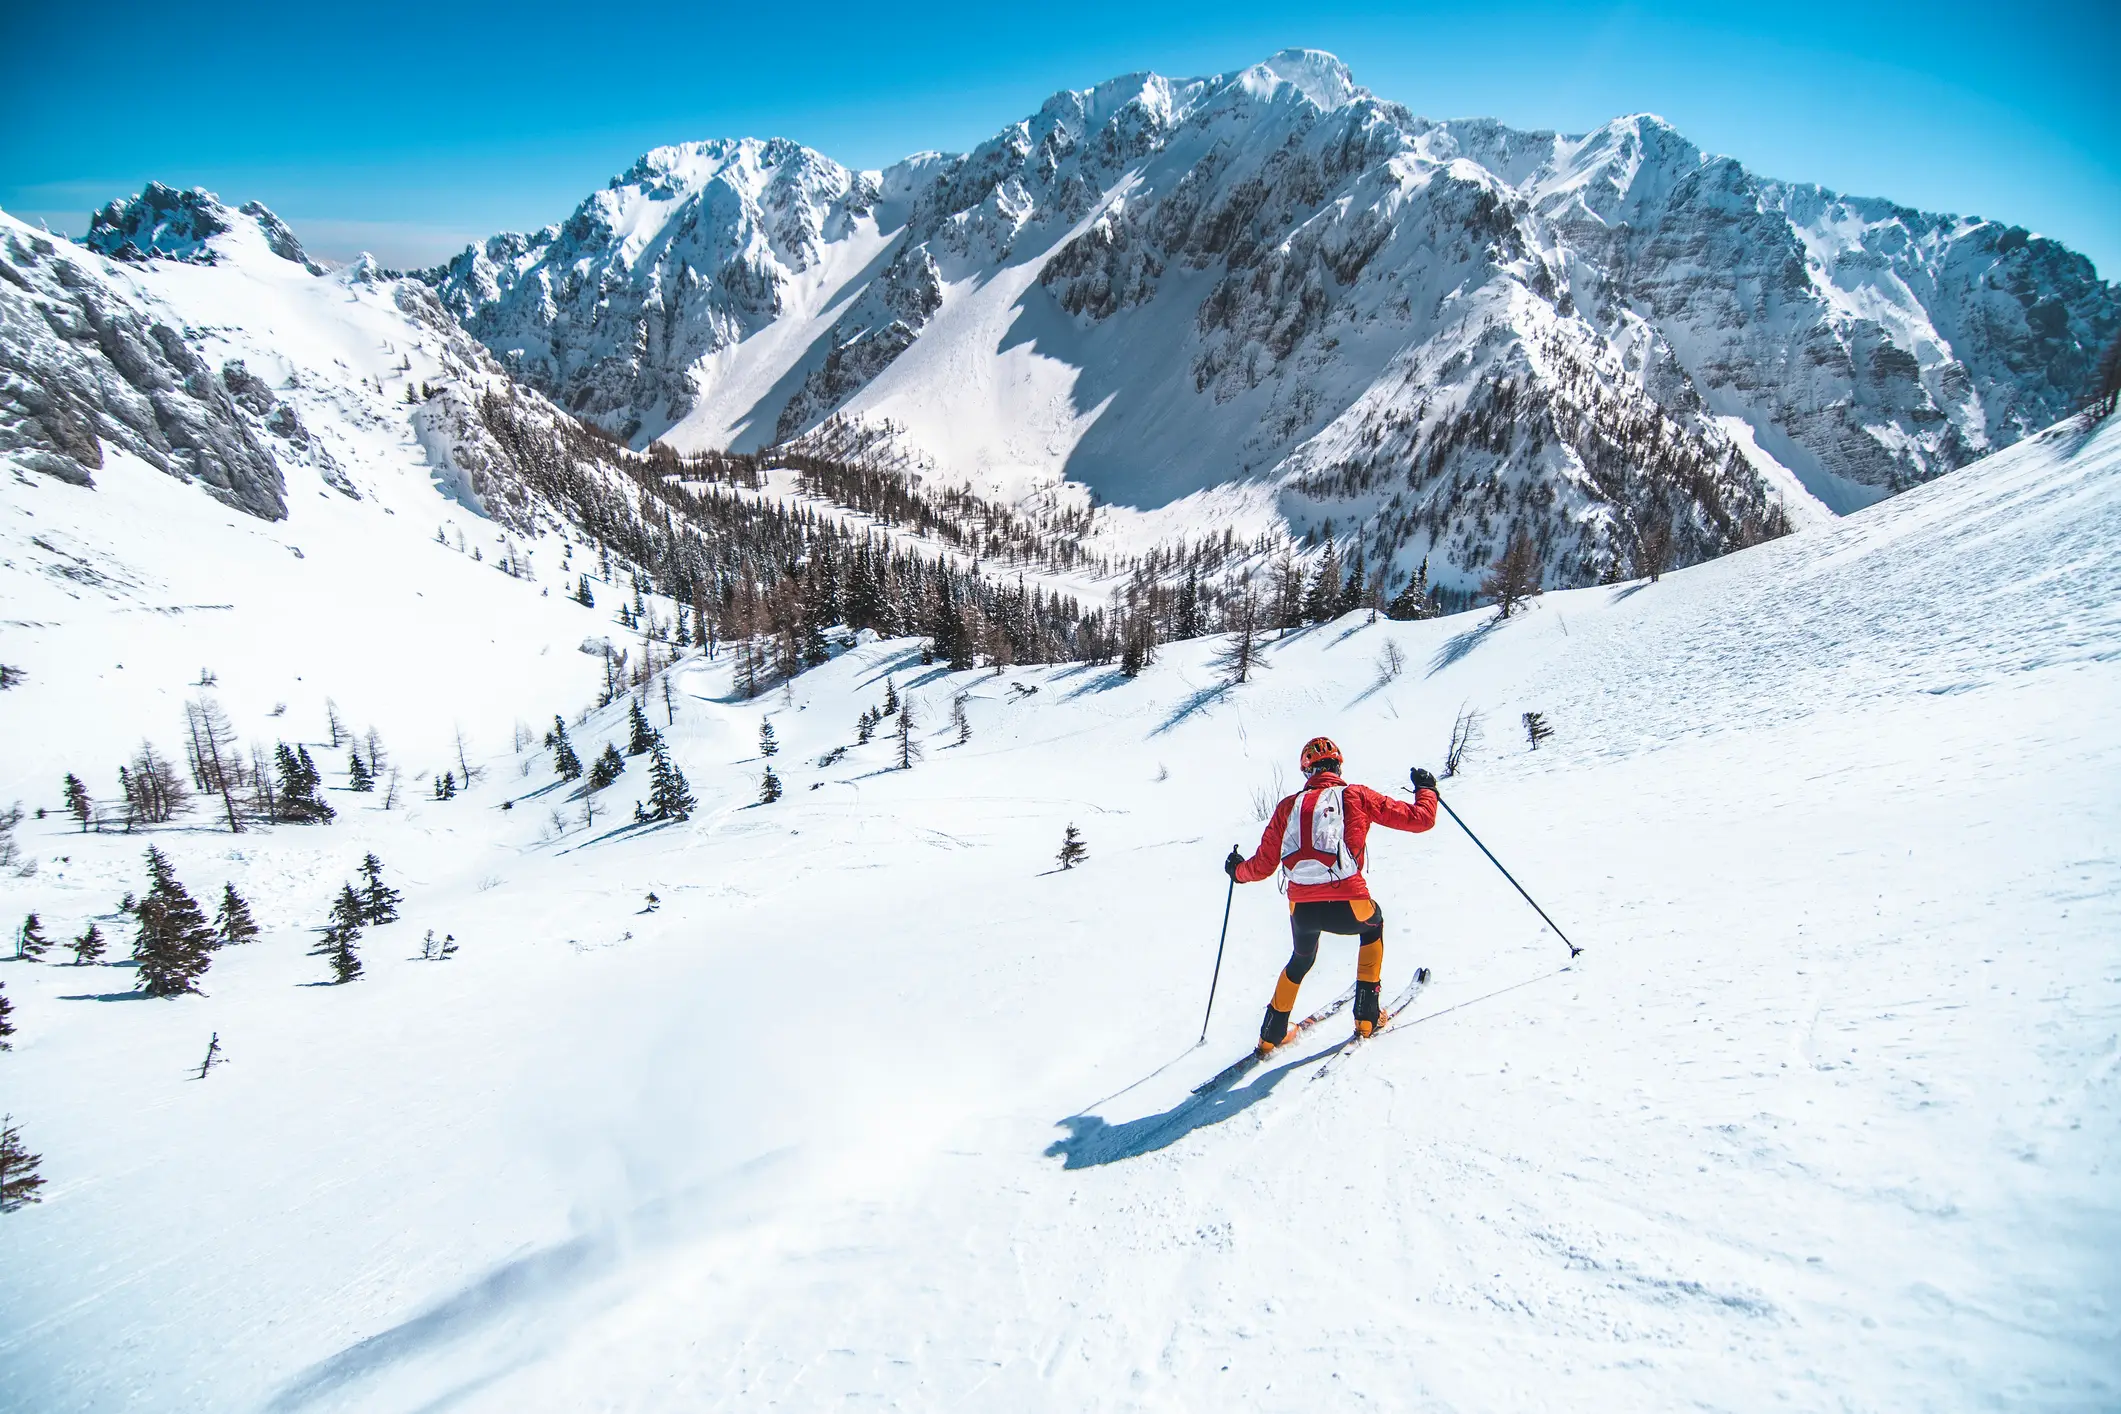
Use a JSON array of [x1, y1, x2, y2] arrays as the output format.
[[1190, 985, 1357, 1095], [1309, 966, 1432, 1084]]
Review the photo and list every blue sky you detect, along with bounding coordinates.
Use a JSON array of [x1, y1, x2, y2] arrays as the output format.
[[3, 1, 2114, 275]]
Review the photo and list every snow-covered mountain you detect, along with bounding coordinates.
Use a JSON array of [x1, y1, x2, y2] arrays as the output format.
[[426, 50, 2117, 588]]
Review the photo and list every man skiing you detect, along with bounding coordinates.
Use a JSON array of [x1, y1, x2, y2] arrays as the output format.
[[1225, 737, 1439, 1055]]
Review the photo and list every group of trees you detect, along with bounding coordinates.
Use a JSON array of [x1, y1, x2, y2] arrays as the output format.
[[62, 705, 345, 837], [549, 708, 692, 823], [312, 854, 401, 984]]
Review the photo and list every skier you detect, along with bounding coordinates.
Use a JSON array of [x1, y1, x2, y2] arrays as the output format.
[[1224, 737, 1438, 1055]]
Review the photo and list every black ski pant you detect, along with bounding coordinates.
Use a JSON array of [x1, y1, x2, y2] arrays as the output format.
[[1260, 898, 1386, 1043]]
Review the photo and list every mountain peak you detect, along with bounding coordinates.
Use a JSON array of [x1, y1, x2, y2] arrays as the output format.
[[81, 183, 319, 272], [1239, 48, 1362, 112]]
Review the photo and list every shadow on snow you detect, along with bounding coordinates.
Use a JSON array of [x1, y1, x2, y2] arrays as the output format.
[[1044, 1045, 1339, 1169]]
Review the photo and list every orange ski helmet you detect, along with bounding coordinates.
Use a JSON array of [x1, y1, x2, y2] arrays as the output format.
[[1299, 736, 1343, 775]]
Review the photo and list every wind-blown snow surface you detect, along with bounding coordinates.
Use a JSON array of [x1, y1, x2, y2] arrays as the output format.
[[2, 415, 2118, 1410]]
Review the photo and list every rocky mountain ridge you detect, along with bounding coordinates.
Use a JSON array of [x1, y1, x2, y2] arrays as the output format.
[[422, 49, 2116, 589]]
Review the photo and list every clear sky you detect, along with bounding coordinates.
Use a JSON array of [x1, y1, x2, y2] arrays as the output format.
[[4, 0, 2114, 276]]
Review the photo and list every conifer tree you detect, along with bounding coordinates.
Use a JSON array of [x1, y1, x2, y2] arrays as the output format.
[[273, 744, 335, 823], [895, 702, 922, 770], [627, 698, 655, 756], [550, 717, 583, 780], [0, 981, 12, 1049], [759, 767, 782, 805], [1522, 711, 1554, 750], [856, 708, 876, 745], [1385, 557, 1434, 621], [133, 847, 216, 996], [347, 752, 374, 793], [1339, 553, 1368, 616], [312, 885, 364, 983], [215, 883, 259, 946], [588, 743, 626, 789], [645, 734, 695, 822], [70, 921, 106, 965], [0, 1115, 43, 1210], [357, 854, 401, 925], [1057, 824, 1088, 870], [759, 717, 778, 757], [1304, 538, 1342, 622], [1482, 528, 1544, 618], [575, 575, 595, 608], [952, 694, 971, 745], [882, 678, 899, 715], [63, 773, 92, 831], [15, 913, 49, 962]]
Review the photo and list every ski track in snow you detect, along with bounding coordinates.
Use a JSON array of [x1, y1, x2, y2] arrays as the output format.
[[1, 394, 2118, 1406]]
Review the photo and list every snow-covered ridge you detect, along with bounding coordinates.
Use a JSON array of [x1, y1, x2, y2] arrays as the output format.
[[423, 50, 2117, 593]]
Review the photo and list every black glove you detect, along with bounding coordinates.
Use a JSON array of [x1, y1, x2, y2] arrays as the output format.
[[1410, 767, 1438, 793], [1223, 847, 1245, 879]]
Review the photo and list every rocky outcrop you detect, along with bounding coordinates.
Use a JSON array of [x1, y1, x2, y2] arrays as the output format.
[[84, 183, 323, 274], [0, 216, 288, 518]]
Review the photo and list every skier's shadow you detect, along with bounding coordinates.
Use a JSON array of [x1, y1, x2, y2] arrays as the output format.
[[1045, 1048, 1334, 1168]]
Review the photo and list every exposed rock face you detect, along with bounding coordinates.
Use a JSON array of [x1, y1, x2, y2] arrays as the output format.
[[84, 183, 323, 274], [423, 139, 884, 440], [0, 215, 288, 519]]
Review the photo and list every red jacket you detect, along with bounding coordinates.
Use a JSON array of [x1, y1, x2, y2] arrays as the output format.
[[1236, 772, 1437, 902]]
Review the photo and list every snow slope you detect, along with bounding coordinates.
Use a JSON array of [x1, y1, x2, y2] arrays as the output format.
[[1, 403, 2115, 1409]]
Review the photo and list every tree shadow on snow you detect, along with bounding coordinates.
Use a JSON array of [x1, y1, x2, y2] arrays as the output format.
[[1044, 1047, 1334, 1169], [1426, 617, 1503, 676], [1148, 681, 1230, 737], [57, 989, 151, 1002], [1060, 668, 1131, 700]]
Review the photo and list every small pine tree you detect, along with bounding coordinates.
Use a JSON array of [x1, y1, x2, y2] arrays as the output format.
[[587, 743, 626, 789], [952, 694, 970, 745], [1522, 711, 1554, 750], [63, 772, 92, 831], [758, 717, 778, 757], [16, 913, 50, 962], [895, 702, 922, 770], [575, 575, 595, 608], [133, 847, 216, 996], [434, 771, 457, 800], [1385, 557, 1434, 621], [0, 1115, 44, 1211], [627, 698, 655, 756], [856, 708, 876, 745], [551, 717, 583, 780], [644, 733, 696, 822], [759, 767, 782, 804], [216, 883, 259, 946], [882, 678, 899, 715], [312, 884, 365, 983], [70, 921, 107, 965], [0, 980, 12, 1050], [1057, 824, 1088, 870], [347, 752, 374, 793], [1483, 528, 1544, 618], [357, 854, 401, 925]]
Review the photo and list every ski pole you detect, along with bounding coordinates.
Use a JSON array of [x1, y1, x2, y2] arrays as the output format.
[[1431, 787, 1582, 959], [1197, 864, 1238, 1044]]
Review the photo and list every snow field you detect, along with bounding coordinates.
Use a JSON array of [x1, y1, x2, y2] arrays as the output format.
[[0, 416, 2117, 1410]]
